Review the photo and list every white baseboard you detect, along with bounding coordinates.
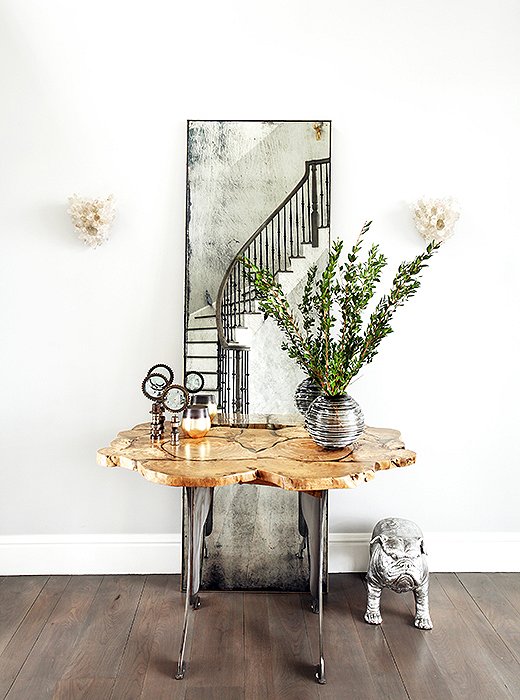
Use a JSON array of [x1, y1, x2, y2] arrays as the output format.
[[1, 532, 519, 575], [0, 534, 183, 576], [328, 532, 520, 573]]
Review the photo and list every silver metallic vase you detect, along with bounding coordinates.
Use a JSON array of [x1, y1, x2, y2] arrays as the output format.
[[305, 394, 364, 449], [294, 378, 323, 416]]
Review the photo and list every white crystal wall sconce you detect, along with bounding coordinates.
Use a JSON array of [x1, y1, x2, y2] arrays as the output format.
[[68, 194, 116, 248], [411, 197, 460, 243]]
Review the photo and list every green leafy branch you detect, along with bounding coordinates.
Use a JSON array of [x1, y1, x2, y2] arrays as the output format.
[[242, 224, 441, 396]]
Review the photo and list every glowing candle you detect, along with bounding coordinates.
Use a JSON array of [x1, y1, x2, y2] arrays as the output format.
[[182, 406, 211, 438]]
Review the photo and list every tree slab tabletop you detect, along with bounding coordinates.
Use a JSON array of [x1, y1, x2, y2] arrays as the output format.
[[97, 424, 416, 492]]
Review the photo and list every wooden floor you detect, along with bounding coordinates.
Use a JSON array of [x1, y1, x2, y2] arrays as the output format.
[[1, 573, 520, 699]]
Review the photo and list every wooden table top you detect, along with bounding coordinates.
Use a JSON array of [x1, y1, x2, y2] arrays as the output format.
[[97, 421, 416, 492]]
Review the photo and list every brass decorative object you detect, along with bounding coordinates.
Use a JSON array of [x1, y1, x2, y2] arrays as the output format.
[[313, 122, 324, 140]]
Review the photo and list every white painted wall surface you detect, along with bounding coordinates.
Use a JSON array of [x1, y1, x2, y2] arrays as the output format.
[[1, 0, 519, 571]]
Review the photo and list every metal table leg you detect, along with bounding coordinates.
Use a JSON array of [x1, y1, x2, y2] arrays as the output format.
[[296, 492, 308, 559], [175, 486, 213, 680], [300, 490, 328, 684]]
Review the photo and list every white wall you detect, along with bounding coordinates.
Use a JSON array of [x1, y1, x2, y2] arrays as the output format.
[[1, 0, 519, 571]]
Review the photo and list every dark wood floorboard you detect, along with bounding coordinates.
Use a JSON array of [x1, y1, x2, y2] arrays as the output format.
[[184, 591, 245, 694], [0, 576, 49, 656], [57, 575, 146, 687], [267, 592, 318, 700], [5, 576, 103, 700], [0, 576, 70, 698], [243, 592, 274, 700], [438, 574, 520, 698], [458, 573, 520, 664], [399, 574, 514, 699], [305, 575, 386, 698], [492, 573, 520, 615], [109, 574, 160, 700], [137, 575, 185, 700], [375, 575, 457, 700], [52, 678, 115, 700], [1, 573, 519, 700], [338, 574, 409, 700]]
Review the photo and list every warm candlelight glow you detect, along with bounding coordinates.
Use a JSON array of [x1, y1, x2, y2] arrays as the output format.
[[182, 441, 210, 460], [182, 406, 211, 438]]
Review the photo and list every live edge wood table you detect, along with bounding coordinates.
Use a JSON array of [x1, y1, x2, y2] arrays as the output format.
[[97, 419, 415, 684]]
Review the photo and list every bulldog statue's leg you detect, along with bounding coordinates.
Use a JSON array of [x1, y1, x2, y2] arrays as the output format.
[[364, 580, 383, 625], [413, 580, 433, 629]]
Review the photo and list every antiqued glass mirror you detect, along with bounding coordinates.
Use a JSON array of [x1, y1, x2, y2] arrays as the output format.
[[183, 120, 331, 590]]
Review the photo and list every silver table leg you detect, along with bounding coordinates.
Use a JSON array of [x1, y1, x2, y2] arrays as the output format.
[[300, 490, 328, 685], [175, 486, 213, 680]]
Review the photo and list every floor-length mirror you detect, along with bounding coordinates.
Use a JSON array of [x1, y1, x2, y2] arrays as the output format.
[[183, 120, 331, 590]]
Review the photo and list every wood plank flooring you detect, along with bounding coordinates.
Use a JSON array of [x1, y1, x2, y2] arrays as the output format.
[[1, 574, 519, 699]]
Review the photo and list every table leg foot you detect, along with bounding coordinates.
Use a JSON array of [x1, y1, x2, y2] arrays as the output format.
[[315, 662, 327, 684], [174, 662, 186, 680]]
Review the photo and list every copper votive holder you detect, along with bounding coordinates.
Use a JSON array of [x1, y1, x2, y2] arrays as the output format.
[[190, 393, 218, 422], [182, 406, 211, 439]]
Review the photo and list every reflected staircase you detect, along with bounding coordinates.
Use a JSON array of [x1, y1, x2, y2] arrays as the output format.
[[185, 158, 331, 412]]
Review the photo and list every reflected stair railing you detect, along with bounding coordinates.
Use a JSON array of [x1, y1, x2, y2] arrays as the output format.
[[215, 158, 330, 413]]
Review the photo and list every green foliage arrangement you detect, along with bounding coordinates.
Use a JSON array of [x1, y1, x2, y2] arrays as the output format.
[[243, 222, 441, 396]]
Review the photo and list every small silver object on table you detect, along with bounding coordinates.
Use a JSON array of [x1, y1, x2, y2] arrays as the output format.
[[171, 413, 181, 445], [365, 517, 432, 630], [150, 402, 165, 440]]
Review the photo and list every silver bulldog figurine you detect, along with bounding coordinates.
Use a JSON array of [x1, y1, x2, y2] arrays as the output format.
[[364, 517, 433, 630]]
